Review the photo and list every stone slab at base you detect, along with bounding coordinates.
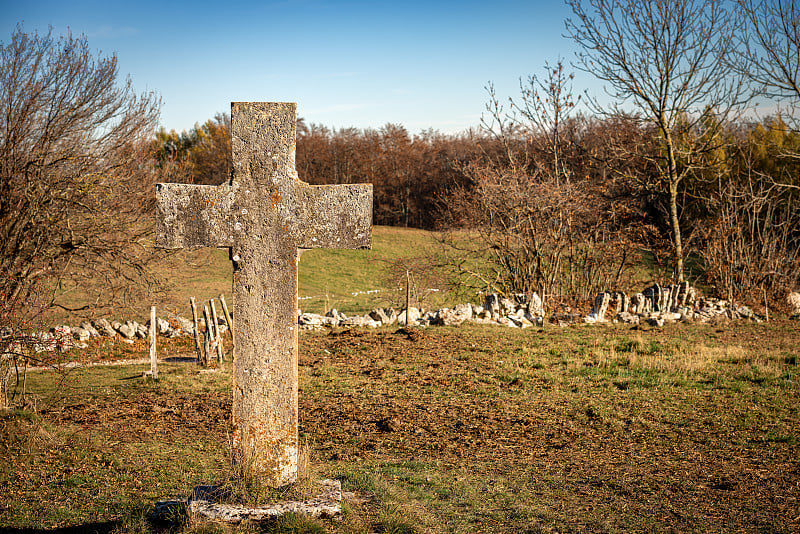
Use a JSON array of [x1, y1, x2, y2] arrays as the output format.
[[152, 479, 341, 523]]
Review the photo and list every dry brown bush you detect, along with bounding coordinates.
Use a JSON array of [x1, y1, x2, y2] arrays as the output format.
[[0, 26, 161, 325]]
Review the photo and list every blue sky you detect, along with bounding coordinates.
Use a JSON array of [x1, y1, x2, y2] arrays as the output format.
[[1, 1, 587, 134]]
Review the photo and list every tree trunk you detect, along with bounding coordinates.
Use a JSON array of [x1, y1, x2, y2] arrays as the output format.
[[668, 172, 684, 282], [664, 130, 685, 282]]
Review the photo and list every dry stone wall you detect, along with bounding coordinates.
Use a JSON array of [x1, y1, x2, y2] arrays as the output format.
[[2, 285, 795, 360], [0, 313, 224, 356]]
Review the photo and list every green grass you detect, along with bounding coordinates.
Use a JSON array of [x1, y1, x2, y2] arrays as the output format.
[[298, 226, 447, 315], [43, 226, 450, 326]]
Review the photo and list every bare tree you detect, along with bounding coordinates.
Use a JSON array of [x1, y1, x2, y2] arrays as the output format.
[[738, 0, 800, 103], [0, 26, 161, 323], [566, 0, 747, 280], [510, 59, 581, 184]]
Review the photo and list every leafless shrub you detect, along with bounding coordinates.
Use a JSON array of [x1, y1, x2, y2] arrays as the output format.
[[0, 25, 162, 325], [441, 160, 636, 309]]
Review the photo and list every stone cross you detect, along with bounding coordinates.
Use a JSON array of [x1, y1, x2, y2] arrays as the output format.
[[155, 102, 372, 487]]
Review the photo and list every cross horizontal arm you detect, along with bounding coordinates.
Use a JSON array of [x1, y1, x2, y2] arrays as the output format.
[[293, 183, 373, 250], [155, 183, 238, 249]]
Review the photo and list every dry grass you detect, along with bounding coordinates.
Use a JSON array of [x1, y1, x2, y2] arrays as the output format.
[[2, 320, 798, 532]]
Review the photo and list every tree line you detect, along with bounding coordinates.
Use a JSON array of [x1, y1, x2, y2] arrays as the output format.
[[152, 97, 798, 308]]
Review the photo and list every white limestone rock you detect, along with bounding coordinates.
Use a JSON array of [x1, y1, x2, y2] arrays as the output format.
[[527, 292, 544, 317], [369, 308, 391, 324], [398, 307, 420, 325], [483, 294, 501, 319], [787, 291, 800, 318], [72, 327, 91, 342], [92, 318, 117, 337], [499, 297, 517, 317], [118, 322, 137, 339], [615, 312, 640, 324]]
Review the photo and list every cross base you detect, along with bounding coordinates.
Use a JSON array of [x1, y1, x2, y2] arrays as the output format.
[[152, 479, 342, 523]]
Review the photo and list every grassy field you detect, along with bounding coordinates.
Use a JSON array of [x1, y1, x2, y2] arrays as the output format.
[[44, 226, 449, 327], [44, 224, 695, 331], [2, 319, 799, 533]]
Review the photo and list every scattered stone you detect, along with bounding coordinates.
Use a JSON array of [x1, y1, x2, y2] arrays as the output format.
[[72, 327, 91, 342], [590, 292, 612, 322], [497, 317, 518, 328], [484, 294, 501, 320], [320, 315, 339, 327], [436, 304, 473, 326], [453, 303, 473, 321], [135, 324, 148, 339], [499, 297, 517, 317], [80, 321, 99, 338], [153, 480, 341, 523], [118, 322, 137, 340], [630, 293, 649, 315], [523, 312, 542, 326], [156, 318, 172, 336], [32, 332, 56, 353], [643, 283, 667, 312], [527, 292, 544, 317], [398, 307, 420, 325], [384, 308, 398, 325], [616, 312, 640, 325], [734, 305, 759, 321], [92, 318, 117, 337], [661, 312, 681, 323], [368, 308, 391, 324], [787, 291, 800, 318], [51, 325, 71, 337], [299, 313, 324, 328], [508, 314, 533, 328], [168, 313, 195, 335], [340, 315, 379, 328], [474, 306, 492, 320], [611, 291, 630, 315]]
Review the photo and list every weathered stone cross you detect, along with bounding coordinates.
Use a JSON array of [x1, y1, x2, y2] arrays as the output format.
[[155, 102, 372, 487]]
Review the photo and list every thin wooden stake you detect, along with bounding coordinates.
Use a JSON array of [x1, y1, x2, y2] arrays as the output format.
[[201, 331, 209, 367], [763, 286, 770, 322], [210, 299, 224, 362], [405, 269, 411, 326], [202, 304, 212, 367], [219, 294, 235, 359], [149, 306, 158, 380], [190, 297, 202, 360]]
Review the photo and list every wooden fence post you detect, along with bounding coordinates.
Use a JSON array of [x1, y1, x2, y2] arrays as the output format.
[[149, 306, 158, 380], [219, 294, 234, 359], [202, 304, 213, 367], [210, 299, 224, 362], [190, 297, 202, 360], [405, 270, 411, 326]]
